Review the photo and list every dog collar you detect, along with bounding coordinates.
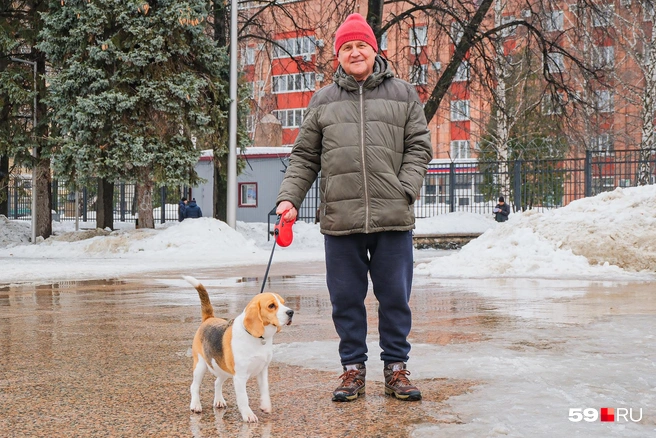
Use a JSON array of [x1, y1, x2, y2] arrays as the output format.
[[243, 323, 267, 345]]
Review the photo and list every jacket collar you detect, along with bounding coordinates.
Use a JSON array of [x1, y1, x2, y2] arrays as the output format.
[[333, 55, 393, 92]]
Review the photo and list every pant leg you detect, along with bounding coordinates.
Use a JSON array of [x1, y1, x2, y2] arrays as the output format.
[[368, 231, 414, 364], [324, 233, 370, 366]]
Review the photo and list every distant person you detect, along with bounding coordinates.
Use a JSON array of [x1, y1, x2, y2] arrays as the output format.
[[184, 198, 202, 219], [493, 196, 510, 222], [178, 197, 188, 222]]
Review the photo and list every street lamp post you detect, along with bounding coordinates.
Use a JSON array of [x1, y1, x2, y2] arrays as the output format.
[[11, 57, 38, 244], [226, 0, 238, 228]]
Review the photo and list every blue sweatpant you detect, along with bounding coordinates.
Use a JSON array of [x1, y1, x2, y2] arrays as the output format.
[[324, 231, 414, 366]]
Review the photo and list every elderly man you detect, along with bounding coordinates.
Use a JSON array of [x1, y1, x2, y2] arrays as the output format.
[[276, 13, 432, 402]]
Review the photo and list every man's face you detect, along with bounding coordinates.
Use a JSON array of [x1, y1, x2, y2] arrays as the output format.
[[338, 40, 376, 81]]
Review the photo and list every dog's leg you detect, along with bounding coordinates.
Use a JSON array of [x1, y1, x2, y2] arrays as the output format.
[[233, 374, 258, 423], [213, 374, 228, 409], [190, 356, 207, 413], [257, 366, 272, 414]]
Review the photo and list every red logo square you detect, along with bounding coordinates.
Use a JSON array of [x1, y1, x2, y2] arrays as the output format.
[[601, 408, 614, 422]]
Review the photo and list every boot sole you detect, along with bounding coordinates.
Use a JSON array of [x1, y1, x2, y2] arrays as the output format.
[[384, 387, 422, 401], [332, 387, 365, 402]]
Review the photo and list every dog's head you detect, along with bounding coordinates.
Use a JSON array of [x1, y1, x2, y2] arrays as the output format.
[[243, 293, 294, 338]]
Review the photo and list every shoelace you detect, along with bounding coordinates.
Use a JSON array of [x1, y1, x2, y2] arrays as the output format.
[[337, 369, 363, 387], [388, 369, 412, 386]]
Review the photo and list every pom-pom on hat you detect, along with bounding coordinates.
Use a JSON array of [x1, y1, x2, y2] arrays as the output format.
[[334, 14, 378, 54]]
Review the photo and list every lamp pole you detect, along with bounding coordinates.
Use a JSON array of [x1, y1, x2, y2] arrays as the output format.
[[226, 0, 238, 228], [11, 57, 37, 244]]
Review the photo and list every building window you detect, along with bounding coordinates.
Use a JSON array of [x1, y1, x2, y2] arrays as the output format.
[[595, 90, 613, 112], [380, 31, 388, 51], [246, 115, 255, 134], [501, 15, 517, 37], [272, 108, 306, 128], [546, 52, 565, 73], [450, 100, 470, 121], [595, 133, 613, 152], [241, 46, 256, 66], [272, 72, 316, 93], [592, 4, 613, 28], [593, 45, 614, 69], [451, 21, 464, 45], [273, 36, 316, 59], [454, 61, 469, 82], [409, 26, 428, 54], [542, 93, 564, 115], [544, 10, 564, 31], [409, 64, 428, 85], [450, 140, 470, 159], [238, 183, 258, 207]]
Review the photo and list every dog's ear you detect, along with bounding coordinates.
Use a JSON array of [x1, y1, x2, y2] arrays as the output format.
[[243, 299, 265, 338]]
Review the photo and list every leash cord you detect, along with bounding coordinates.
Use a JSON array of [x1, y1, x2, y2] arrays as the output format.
[[260, 215, 280, 294]]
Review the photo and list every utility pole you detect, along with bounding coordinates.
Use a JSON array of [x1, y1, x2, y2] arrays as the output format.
[[226, 0, 238, 228]]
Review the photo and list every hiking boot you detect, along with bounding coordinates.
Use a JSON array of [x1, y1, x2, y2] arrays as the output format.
[[332, 363, 366, 402], [384, 362, 422, 401]]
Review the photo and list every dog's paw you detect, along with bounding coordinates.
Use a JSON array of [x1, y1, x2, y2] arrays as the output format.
[[260, 400, 272, 414], [190, 401, 202, 413], [213, 396, 227, 409], [241, 408, 259, 423]]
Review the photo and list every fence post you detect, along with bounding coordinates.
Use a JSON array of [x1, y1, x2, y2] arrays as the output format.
[[584, 149, 592, 197], [120, 183, 126, 222], [449, 161, 456, 212], [52, 180, 58, 215], [82, 187, 88, 222], [12, 183, 18, 219], [513, 160, 522, 211], [160, 186, 166, 224]]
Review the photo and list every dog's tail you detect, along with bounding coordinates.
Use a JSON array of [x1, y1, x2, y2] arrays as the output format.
[[183, 276, 214, 322]]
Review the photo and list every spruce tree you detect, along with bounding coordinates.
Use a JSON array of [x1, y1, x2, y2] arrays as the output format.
[[40, 0, 230, 228]]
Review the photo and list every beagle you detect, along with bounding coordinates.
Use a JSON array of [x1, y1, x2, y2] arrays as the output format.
[[184, 276, 294, 423]]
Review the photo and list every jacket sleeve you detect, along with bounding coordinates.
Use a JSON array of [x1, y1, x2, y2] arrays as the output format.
[[398, 89, 432, 203], [276, 103, 323, 209]]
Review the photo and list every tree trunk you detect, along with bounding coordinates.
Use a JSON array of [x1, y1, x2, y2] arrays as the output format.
[[213, 155, 227, 221], [0, 155, 8, 216], [136, 168, 154, 229], [34, 156, 51, 239], [96, 178, 114, 230]]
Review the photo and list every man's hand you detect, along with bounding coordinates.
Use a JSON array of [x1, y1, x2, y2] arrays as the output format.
[[276, 201, 298, 222]]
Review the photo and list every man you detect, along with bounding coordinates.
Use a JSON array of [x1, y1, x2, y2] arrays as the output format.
[[178, 197, 188, 222], [493, 196, 510, 222], [276, 13, 432, 402], [184, 198, 202, 219]]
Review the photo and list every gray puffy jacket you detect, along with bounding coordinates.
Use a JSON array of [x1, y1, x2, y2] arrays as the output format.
[[276, 56, 432, 236]]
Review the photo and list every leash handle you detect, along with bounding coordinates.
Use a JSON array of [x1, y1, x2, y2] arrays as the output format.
[[260, 214, 282, 294]]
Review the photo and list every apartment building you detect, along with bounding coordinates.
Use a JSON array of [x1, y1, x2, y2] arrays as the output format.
[[237, 0, 656, 169]]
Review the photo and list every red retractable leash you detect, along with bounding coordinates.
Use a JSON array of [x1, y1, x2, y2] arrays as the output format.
[[259, 210, 296, 294]]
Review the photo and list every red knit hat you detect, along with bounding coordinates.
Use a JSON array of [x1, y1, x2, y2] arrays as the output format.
[[334, 14, 378, 54]]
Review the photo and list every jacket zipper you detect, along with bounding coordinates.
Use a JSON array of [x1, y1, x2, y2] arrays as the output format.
[[359, 84, 370, 233]]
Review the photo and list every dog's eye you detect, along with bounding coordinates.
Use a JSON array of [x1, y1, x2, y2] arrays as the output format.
[[268, 303, 276, 309]]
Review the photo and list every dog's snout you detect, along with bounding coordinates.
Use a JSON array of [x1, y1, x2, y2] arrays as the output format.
[[286, 309, 294, 318]]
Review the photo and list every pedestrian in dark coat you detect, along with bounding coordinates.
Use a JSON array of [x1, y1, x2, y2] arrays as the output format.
[[184, 198, 202, 219], [178, 197, 188, 222], [493, 196, 510, 222]]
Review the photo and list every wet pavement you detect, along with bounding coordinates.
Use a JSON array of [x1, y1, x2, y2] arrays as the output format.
[[1, 259, 654, 437]]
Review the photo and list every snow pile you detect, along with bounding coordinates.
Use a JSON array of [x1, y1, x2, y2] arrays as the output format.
[[0, 215, 31, 247], [417, 185, 656, 279]]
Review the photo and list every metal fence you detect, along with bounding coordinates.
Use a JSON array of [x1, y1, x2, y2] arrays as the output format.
[[5, 149, 655, 224], [6, 179, 181, 223], [414, 149, 656, 218]]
